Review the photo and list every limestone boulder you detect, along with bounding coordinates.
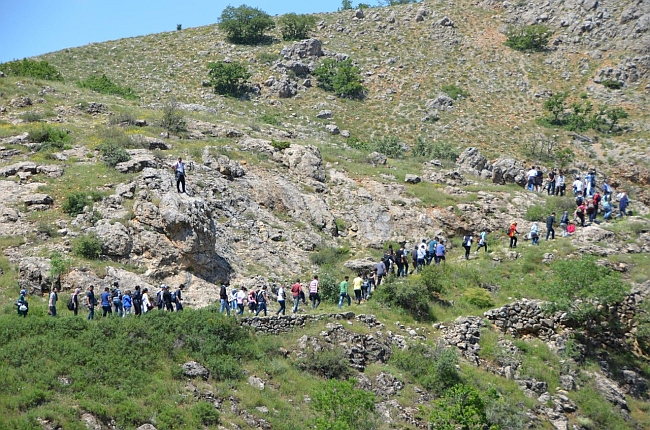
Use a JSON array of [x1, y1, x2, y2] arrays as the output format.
[[492, 158, 526, 186], [94, 221, 133, 257], [273, 144, 326, 182], [115, 149, 157, 173]]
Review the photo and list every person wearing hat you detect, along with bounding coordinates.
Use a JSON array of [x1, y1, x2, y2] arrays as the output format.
[[16, 289, 28, 317]]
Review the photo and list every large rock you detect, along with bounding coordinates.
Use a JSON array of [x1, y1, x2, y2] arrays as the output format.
[[457, 147, 490, 176], [268, 76, 298, 98], [492, 158, 526, 186], [131, 134, 171, 150], [23, 194, 53, 206], [115, 149, 157, 173], [18, 257, 54, 295], [279, 38, 323, 59], [238, 137, 275, 155], [368, 152, 387, 166], [344, 257, 377, 273], [426, 95, 454, 111], [592, 372, 629, 410], [273, 144, 326, 182], [94, 221, 133, 257], [202, 148, 246, 178], [181, 361, 209, 380]]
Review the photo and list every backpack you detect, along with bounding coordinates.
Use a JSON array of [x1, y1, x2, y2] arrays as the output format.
[[462, 236, 469, 246], [67, 297, 75, 311], [575, 196, 583, 206], [256, 290, 266, 303], [587, 201, 594, 211], [170, 291, 177, 302], [112, 288, 122, 305], [133, 290, 142, 305]]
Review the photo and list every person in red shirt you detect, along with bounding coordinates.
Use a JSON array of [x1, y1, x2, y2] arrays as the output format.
[[291, 279, 302, 313]]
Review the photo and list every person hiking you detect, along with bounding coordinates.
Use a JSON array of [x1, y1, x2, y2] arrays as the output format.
[[71, 288, 80, 316], [86, 285, 97, 320], [402, 245, 409, 276], [48, 287, 58, 317], [384, 245, 395, 275], [338, 276, 351, 309], [133, 285, 142, 316], [572, 175, 583, 196], [591, 192, 601, 223], [603, 195, 613, 221], [291, 279, 302, 313], [376, 259, 386, 286], [530, 222, 540, 245], [560, 211, 570, 236], [255, 286, 268, 317], [602, 180, 612, 199], [476, 231, 488, 254], [547, 169, 556, 195], [111, 282, 123, 317], [236, 287, 247, 315], [122, 290, 132, 317], [575, 203, 586, 227], [173, 284, 184, 311], [100, 287, 112, 317], [353, 274, 363, 304], [16, 289, 28, 317], [617, 190, 629, 217], [546, 212, 556, 240], [247, 288, 257, 313], [462, 234, 473, 260], [220, 283, 230, 315], [427, 237, 438, 265], [162, 286, 173, 311], [534, 166, 543, 192], [416, 243, 427, 272], [555, 171, 566, 196], [395, 243, 405, 277], [172, 157, 186, 193], [435, 240, 446, 265], [141, 288, 152, 313], [508, 222, 519, 248], [526, 166, 536, 192], [276, 284, 286, 316], [361, 273, 371, 300], [309, 276, 321, 310]]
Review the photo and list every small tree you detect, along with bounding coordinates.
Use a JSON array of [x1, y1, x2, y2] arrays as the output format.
[[313, 58, 366, 99], [340, 0, 353, 10], [505, 25, 551, 52], [207, 61, 251, 97], [605, 106, 628, 132], [49, 251, 71, 281], [161, 98, 186, 134], [543, 92, 568, 124], [429, 384, 496, 430], [219, 5, 275, 44], [72, 233, 103, 260], [312, 58, 339, 92], [278, 13, 316, 41]]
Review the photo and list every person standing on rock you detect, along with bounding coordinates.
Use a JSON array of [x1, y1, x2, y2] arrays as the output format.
[[291, 279, 302, 313], [309, 276, 321, 310], [172, 157, 186, 193], [617, 190, 629, 217], [530, 222, 540, 245], [572, 175, 584, 196], [526, 165, 536, 192], [602, 195, 613, 221], [508, 222, 519, 248], [255, 286, 268, 317], [560, 211, 570, 236], [276, 284, 286, 316], [219, 283, 230, 316], [575, 202, 586, 227], [86, 285, 97, 320], [546, 212, 556, 241], [338, 276, 351, 309]]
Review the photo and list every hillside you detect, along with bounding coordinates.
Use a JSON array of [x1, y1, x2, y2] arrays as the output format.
[[0, 0, 650, 429]]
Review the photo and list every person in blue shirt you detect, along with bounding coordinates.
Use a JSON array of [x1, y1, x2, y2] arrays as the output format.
[[100, 287, 112, 317], [435, 241, 446, 265], [122, 290, 133, 317], [427, 237, 438, 265]]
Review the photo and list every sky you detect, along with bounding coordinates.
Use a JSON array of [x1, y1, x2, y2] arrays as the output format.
[[0, 0, 343, 63]]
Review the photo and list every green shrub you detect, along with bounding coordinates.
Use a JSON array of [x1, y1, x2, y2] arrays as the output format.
[[430, 141, 459, 161], [28, 125, 70, 150], [97, 141, 131, 167], [601, 79, 622, 90], [72, 232, 103, 260], [313, 58, 366, 99], [371, 135, 403, 158], [505, 25, 551, 52], [297, 348, 352, 379], [429, 384, 496, 430], [271, 139, 291, 150], [375, 278, 432, 320], [260, 113, 280, 125], [207, 61, 251, 97], [255, 52, 280, 65], [108, 112, 137, 126], [391, 344, 461, 393], [441, 84, 470, 100], [21, 111, 44, 123], [524, 204, 546, 222], [219, 5, 275, 44], [160, 99, 186, 134], [278, 13, 316, 41], [62, 191, 100, 217], [317, 271, 340, 304], [463, 288, 495, 308], [192, 401, 220, 426], [411, 136, 431, 157], [312, 379, 376, 430], [0, 59, 63, 81], [78, 74, 137, 99], [49, 250, 71, 280]]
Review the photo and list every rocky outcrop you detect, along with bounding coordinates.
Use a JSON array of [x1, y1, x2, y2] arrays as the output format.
[[94, 221, 133, 257], [181, 361, 210, 380], [115, 149, 157, 173], [492, 158, 526, 186], [456, 147, 492, 178], [272, 144, 326, 183], [18, 257, 54, 294]]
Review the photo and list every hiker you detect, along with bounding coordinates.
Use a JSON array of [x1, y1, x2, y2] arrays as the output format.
[[100, 287, 112, 317], [547, 169, 556, 195], [508, 222, 519, 248], [435, 240, 446, 265], [555, 171, 566, 196], [427, 237, 438, 265], [255, 286, 268, 316], [291, 279, 302, 313], [384, 245, 395, 275], [172, 157, 186, 193], [602, 180, 612, 199], [476, 231, 488, 254], [416, 243, 427, 272], [526, 166, 536, 192], [309, 275, 321, 310], [546, 212, 556, 240], [248, 288, 257, 313], [575, 203, 586, 227], [71, 288, 80, 316], [534, 166, 543, 192], [402, 245, 409, 276], [220, 283, 230, 316], [338, 276, 351, 309], [16, 289, 28, 317], [87, 285, 97, 320], [156, 288, 164, 310], [591, 192, 601, 223], [617, 190, 629, 217], [530, 222, 540, 245], [572, 175, 584, 196], [395, 243, 405, 277], [162, 286, 174, 311], [236, 287, 247, 315], [353, 274, 363, 304], [133, 286, 142, 316], [112, 282, 123, 317], [361, 273, 370, 300], [276, 284, 286, 316], [174, 284, 184, 311], [376, 259, 386, 286], [141, 288, 152, 313], [229, 287, 238, 313], [560, 211, 570, 236], [48, 287, 58, 317], [603, 195, 613, 221], [122, 290, 133, 317], [462, 234, 473, 260]]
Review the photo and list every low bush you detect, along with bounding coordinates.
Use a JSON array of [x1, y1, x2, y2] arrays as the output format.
[[441, 84, 470, 100], [309, 246, 349, 267], [505, 25, 551, 52], [429, 384, 496, 430], [391, 343, 461, 394], [312, 379, 376, 430], [78, 74, 137, 99], [160, 99, 186, 134], [278, 13, 316, 41], [207, 61, 251, 97], [371, 135, 403, 158], [297, 347, 352, 379], [601, 79, 622, 90], [260, 113, 280, 126], [271, 140, 291, 150], [191, 401, 221, 426], [97, 141, 131, 167], [313, 58, 366, 99], [463, 287, 495, 308], [255, 52, 280, 65], [108, 112, 137, 126], [430, 141, 459, 161], [374, 278, 432, 320], [72, 232, 103, 260], [0, 59, 63, 81], [28, 125, 70, 150], [21, 111, 44, 123], [62, 191, 100, 217]]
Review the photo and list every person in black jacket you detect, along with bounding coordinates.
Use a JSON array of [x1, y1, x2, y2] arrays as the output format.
[[546, 212, 556, 241], [162, 286, 173, 311], [133, 286, 142, 316], [219, 283, 230, 315]]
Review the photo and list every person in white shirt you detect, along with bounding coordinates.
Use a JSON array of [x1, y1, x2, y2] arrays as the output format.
[[172, 157, 186, 193], [572, 176, 583, 196], [526, 166, 537, 192]]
